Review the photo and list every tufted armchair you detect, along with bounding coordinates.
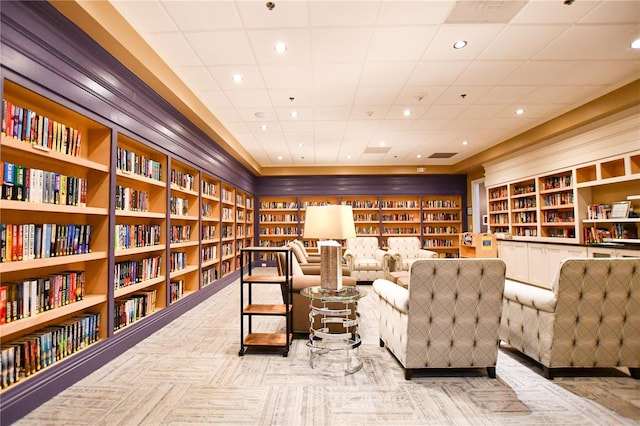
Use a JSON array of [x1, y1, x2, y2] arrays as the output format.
[[373, 258, 506, 379], [500, 258, 640, 379], [344, 237, 390, 282], [385, 236, 438, 280]]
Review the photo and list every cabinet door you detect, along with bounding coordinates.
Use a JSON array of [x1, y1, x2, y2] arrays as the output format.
[[499, 241, 529, 282], [528, 243, 587, 289]]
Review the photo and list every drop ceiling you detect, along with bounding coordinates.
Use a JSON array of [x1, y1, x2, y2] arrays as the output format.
[[103, 1, 640, 173]]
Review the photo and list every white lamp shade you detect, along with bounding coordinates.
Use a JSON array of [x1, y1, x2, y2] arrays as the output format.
[[303, 205, 356, 240]]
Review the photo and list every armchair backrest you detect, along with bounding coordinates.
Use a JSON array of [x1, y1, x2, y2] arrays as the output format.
[[550, 258, 640, 368], [405, 258, 506, 368], [388, 237, 421, 259], [346, 237, 380, 258]]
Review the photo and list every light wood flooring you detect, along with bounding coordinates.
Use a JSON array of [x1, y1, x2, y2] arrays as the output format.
[[13, 274, 640, 425]]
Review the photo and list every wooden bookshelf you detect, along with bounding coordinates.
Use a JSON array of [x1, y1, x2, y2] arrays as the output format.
[[0, 80, 110, 388], [341, 196, 381, 240], [220, 182, 236, 277], [114, 134, 167, 328], [201, 173, 220, 287], [169, 158, 200, 300], [510, 178, 538, 237], [257, 196, 299, 259], [487, 184, 509, 234], [421, 195, 462, 258], [380, 195, 421, 247]]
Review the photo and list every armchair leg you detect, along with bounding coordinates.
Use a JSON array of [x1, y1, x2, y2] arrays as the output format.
[[543, 366, 554, 380], [404, 369, 413, 380], [629, 368, 639, 379], [487, 367, 496, 379], [379, 338, 385, 348]]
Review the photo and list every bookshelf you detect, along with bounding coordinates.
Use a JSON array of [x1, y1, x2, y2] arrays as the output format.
[[487, 185, 509, 234], [341, 196, 381, 239], [380, 195, 421, 247], [300, 196, 339, 251], [1, 80, 111, 388], [510, 178, 537, 237], [538, 170, 575, 239], [421, 195, 462, 258], [114, 134, 167, 330], [201, 173, 220, 287], [169, 159, 200, 301], [220, 182, 236, 277], [257, 196, 299, 258]]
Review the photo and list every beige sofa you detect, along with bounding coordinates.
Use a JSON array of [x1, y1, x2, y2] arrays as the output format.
[[276, 251, 356, 335], [373, 258, 506, 379], [500, 258, 640, 379]]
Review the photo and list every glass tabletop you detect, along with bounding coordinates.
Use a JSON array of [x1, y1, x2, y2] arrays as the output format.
[[300, 286, 365, 302]]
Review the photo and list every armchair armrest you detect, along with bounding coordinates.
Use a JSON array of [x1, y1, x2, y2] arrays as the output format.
[[373, 278, 409, 314], [417, 249, 438, 259], [503, 280, 556, 314], [343, 249, 354, 270]]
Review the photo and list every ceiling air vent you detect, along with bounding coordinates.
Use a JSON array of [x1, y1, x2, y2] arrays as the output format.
[[445, 1, 527, 24], [363, 146, 391, 154], [428, 152, 457, 159]]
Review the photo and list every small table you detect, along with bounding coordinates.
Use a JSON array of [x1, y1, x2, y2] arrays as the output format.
[[300, 286, 366, 374]]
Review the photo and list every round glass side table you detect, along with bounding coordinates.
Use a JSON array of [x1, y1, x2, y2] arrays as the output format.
[[300, 285, 366, 375]]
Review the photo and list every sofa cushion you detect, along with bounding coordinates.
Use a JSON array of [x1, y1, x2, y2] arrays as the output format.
[[503, 279, 557, 313], [354, 258, 383, 271]]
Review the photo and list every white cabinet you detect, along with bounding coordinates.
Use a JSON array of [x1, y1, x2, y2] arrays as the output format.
[[587, 246, 640, 258], [527, 243, 588, 289], [498, 240, 529, 283]]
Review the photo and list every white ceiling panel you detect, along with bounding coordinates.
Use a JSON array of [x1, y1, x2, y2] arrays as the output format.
[[108, 0, 639, 168]]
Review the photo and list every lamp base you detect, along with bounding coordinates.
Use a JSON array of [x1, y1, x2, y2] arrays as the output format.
[[320, 244, 342, 291]]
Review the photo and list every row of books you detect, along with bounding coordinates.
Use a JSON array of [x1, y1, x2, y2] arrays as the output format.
[[202, 180, 217, 197], [0, 223, 92, 263], [115, 185, 149, 212], [0, 313, 100, 389], [423, 213, 459, 221], [169, 279, 184, 303], [114, 224, 161, 250], [202, 225, 216, 240], [116, 146, 162, 182], [170, 169, 195, 191], [170, 196, 189, 216], [2, 99, 83, 157], [170, 225, 191, 244], [584, 223, 638, 244], [0, 271, 85, 324], [1, 161, 87, 206], [114, 290, 157, 331], [202, 266, 218, 286], [381, 213, 417, 221], [422, 226, 459, 234], [114, 257, 162, 291], [202, 245, 217, 262], [169, 252, 187, 272], [587, 203, 612, 220]]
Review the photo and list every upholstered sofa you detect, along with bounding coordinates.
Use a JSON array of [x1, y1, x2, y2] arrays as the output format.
[[344, 236, 390, 282], [373, 258, 506, 379], [276, 251, 356, 335], [286, 239, 351, 276], [500, 258, 640, 379], [385, 236, 438, 280]]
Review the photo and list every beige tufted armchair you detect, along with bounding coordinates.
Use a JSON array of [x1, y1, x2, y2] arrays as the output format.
[[373, 258, 506, 379], [344, 237, 390, 282], [385, 236, 438, 280], [500, 258, 640, 379]]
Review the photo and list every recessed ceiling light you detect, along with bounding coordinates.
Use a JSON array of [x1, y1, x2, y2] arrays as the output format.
[[297, 143, 304, 148], [403, 109, 411, 117], [231, 73, 243, 83], [255, 111, 267, 118], [259, 124, 268, 131], [462, 140, 468, 145], [631, 38, 640, 49], [277, 155, 283, 160], [453, 40, 467, 49], [416, 154, 422, 159], [290, 111, 299, 118], [274, 42, 287, 53], [379, 141, 385, 147], [347, 155, 352, 160], [515, 108, 525, 115]]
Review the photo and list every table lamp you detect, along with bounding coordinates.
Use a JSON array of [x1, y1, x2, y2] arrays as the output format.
[[303, 205, 356, 291]]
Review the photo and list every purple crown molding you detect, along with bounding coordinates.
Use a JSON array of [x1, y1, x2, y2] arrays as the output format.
[[0, 0, 255, 192]]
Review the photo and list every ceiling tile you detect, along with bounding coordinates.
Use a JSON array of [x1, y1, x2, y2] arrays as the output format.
[[367, 26, 439, 61], [162, 1, 242, 31], [185, 31, 255, 65], [311, 28, 373, 62], [112, 2, 177, 33]]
